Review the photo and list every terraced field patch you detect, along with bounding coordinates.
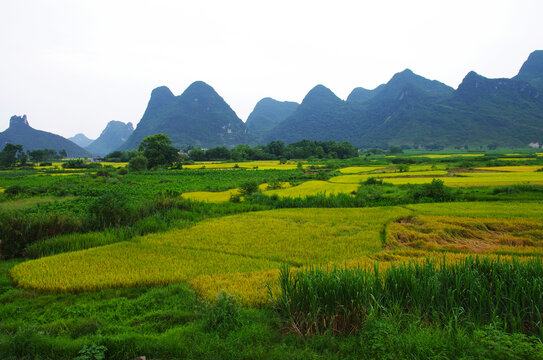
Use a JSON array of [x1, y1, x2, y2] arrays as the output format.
[[10, 207, 410, 295], [474, 165, 542, 172], [338, 166, 389, 174], [10, 201, 543, 306], [383, 171, 543, 187], [329, 170, 448, 184], [265, 180, 360, 197], [183, 160, 311, 170]]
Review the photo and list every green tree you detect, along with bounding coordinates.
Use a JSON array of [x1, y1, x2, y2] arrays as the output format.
[[0, 143, 24, 168], [138, 134, 178, 168], [128, 155, 148, 171]]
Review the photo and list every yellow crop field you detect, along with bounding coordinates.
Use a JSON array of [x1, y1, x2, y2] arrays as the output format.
[[265, 180, 360, 197], [183, 160, 311, 170], [10, 207, 410, 297], [10, 201, 543, 305], [382, 171, 543, 187], [411, 154, 484, 158], [182, 189, 239, 203], [498, 158, 536, 161], [99, 162, 128, 168], [406, 201, 543, 220], [474, 165, 542, 172], [181, 182, 290, 203], [328, 170, 448, 184], [338, 166, 389, 174]]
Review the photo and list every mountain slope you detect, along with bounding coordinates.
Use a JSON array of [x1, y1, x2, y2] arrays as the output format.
[[261, 53, 543, 148], [0, 115, 91, 157], [121, 82, 251, 150], [264, 85, 353, 144], [245, 98, 298, 141], [86, 121, 134, 156], [68, 133, 94, 148], [514, 50, 543, 90]]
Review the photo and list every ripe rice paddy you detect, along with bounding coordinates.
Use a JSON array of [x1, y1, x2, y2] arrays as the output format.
[[265, 180, 360, 197], [10, 201, 543, 305], [182, 160, 311, 170], [338, 166, 389, 174]]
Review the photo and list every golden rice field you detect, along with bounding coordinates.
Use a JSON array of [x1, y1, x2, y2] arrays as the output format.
[[181, 182, 290, 203], [475, 165, 542, 172], [181, 189, 240, 203], [10, 201, 543, 305], [265, 180, 360, 197], [328, 170, 448, 184], [338, 166, 389, 174], [182, 160, 312, 170], [498, 157, 537, 161], [383, 171, 543, 187], [10, 207, 410, 293], [410, 153, 484, 158]]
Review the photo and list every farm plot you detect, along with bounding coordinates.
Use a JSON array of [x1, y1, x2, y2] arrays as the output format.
[[10, 201, 543, 306], [265, 180, 360, 197], [384, 171, 543, 187], [10, 207, 410, 294]]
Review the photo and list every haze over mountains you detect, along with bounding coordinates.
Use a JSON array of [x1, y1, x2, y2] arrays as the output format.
[[0, 115, 91, 157], [85, 121, 134, 156], [2, 50, 543, 154], [119, 81, 250, 150]]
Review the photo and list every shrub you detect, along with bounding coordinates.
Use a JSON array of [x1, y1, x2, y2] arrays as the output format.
[[239, 181, 259, 195], [364, 177, 383, 185], [408, 179, 453, 202], [89, 192, 132, 229], [74, 344, 108, 360], [128, 155, 148, 171], [203, 292, 242, 333]]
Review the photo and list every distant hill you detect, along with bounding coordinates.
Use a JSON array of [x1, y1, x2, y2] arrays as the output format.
[[68, 133, 94, 148], [514, 50, 543, 90], [0, 115, 91, 157], [263, 51, 543, 148], [245, 98, 298, 142], [86, 121, 134, 156], [121, 81, 251, 150]]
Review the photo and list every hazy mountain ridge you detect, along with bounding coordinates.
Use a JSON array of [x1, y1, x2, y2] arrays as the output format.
[[0, 115, 91, 157], [245, 98, 298, 142], [69, 133, 94, 148], [85, 121, 134, 156], [264, 50, 543, 148], [120, 81, 251, 150]]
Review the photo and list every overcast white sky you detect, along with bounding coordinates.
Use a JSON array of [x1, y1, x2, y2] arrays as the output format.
[[1, 0, 542, 139]]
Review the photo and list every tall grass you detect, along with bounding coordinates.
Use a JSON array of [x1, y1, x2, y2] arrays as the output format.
[[274, 257, 543, 336]]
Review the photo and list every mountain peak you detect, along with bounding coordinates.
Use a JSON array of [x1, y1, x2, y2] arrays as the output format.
[[347, 87, 374, 103], [147, 86, 175, 111], [9, 115, 29, 128], [303, 85, 342, 104], [515, 50, 543, 89], [517, 50, 543, 78]]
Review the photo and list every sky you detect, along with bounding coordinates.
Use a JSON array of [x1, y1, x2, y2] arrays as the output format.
[[1, 0, 542, 139]]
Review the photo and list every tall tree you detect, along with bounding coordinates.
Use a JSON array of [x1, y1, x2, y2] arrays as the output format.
[[138, 134, 178, 168]]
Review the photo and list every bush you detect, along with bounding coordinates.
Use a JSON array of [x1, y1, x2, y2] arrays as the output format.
[[239, 181, 259, 195], [89, 192, 132, 229], [118, 168, 128, 175], [364, 177, 383, 185], [128, 155, 148, 171], [203, 292, 242, 333], [408, 179, 453, 202], [0, 211, 83, 259], [74, 344, 108, 360], [4, 185, 26, 197]]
